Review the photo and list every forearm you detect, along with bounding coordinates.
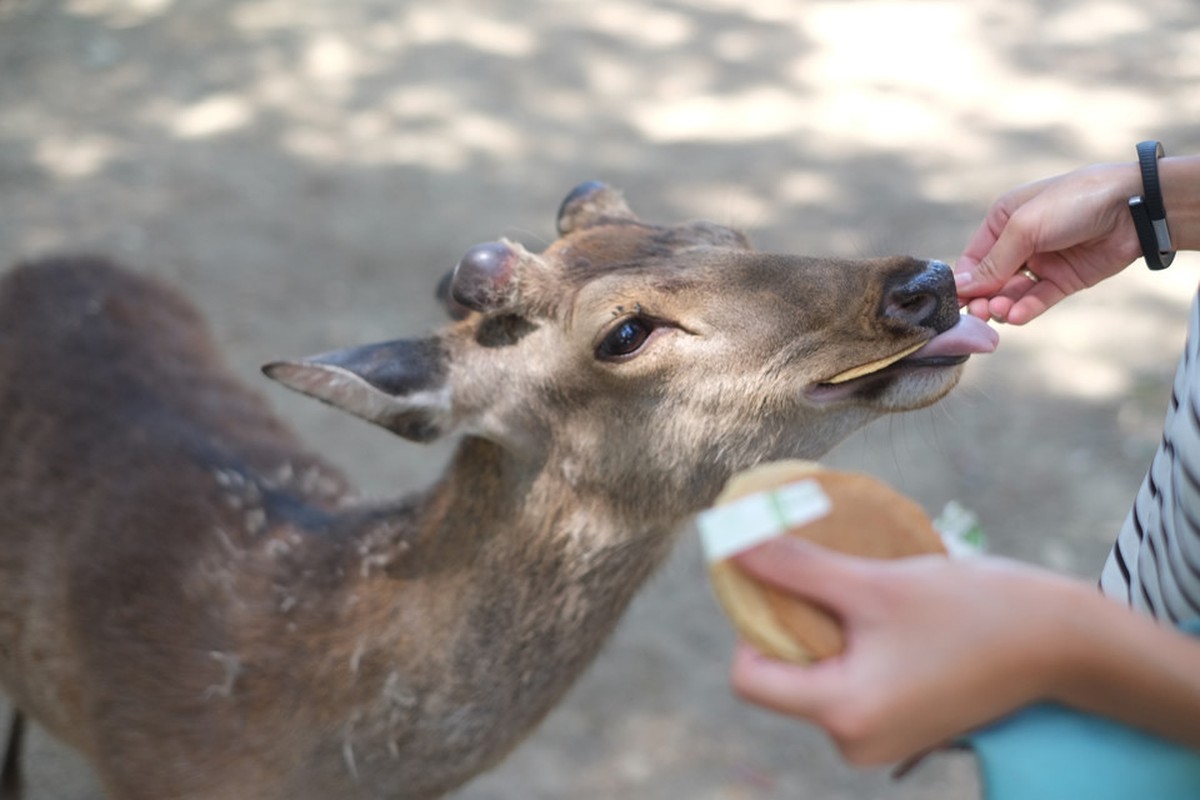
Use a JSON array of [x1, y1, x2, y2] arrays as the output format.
[[1042, 581, 1200, 749]]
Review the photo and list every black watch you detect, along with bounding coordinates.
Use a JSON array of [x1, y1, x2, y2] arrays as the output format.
[[1128, 140, 1175, 270]]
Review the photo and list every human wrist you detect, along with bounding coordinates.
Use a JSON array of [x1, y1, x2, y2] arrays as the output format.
[[965, 564, 1098, 709], [1159, 156, 1200, 252], [1041, 583, 1182, 722], [1021, 577, 1103, 700]]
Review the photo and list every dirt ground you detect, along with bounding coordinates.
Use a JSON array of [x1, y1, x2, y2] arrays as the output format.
[[2, 1, 1199, 798]]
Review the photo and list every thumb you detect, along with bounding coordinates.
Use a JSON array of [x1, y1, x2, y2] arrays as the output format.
[[959, 215, 1037, 295], [733, 537, 870, 612]]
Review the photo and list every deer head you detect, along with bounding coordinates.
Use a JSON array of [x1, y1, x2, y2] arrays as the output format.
[[265, 182, 995, 518]]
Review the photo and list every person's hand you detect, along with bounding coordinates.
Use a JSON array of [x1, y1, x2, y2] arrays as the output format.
[[727, 539, 1088, 765], [954, 162, 1143, 325]]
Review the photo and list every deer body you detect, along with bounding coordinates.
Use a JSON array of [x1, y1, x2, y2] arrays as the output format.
[[0, 184, 996, 799]]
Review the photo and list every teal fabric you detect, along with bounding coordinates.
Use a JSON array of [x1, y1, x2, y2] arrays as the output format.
[[961, 618, 1200, 800], [965, 704, 1200, 799]]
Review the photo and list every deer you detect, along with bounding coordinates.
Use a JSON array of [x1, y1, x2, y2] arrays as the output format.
[[0, 181, 996, 799]]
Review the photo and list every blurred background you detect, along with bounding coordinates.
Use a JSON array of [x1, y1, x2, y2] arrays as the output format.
[[2, 0, 1198, 797]]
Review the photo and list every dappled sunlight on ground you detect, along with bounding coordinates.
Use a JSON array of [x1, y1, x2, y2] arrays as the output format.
[[10, 0, 1199, 238]]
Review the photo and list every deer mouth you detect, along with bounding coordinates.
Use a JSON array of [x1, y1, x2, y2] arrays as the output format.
[[806, 314, 998, 402]]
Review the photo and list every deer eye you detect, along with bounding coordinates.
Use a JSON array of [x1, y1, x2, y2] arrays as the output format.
[[596, 317, 654, 360]]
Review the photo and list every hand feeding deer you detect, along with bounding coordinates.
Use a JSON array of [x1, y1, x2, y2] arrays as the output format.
[[0, 182, 996, 799]]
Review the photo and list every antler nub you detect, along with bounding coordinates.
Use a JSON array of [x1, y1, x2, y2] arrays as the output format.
[[450, 241, 517, 313]]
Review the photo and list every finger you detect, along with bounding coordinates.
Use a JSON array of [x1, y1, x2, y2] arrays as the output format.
[[729, 641, 838, 717], [981, 268, 1040, 322], [985, 295, 1014, 323], [954, 218, 1001, 288], [956, 180, 1052, 296], [963, 297, 991, 321], [732, 537, 869, 611], [986, 270, 1068, 325], [965, 217, 1040, 296], [1004, 280, 1068, 325]]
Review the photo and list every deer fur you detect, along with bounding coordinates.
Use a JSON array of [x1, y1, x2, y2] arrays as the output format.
[[0, 183, 989, 799]]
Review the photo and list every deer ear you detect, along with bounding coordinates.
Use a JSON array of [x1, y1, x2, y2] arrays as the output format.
[[556, 181, 637, 235], [263, 338, 452, 443]]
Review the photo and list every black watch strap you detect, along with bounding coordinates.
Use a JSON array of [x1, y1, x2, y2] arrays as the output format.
[[1128, 140, 1175, 270]]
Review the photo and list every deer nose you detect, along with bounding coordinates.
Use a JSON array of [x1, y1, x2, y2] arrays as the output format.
[[882, 260, 960, 332]]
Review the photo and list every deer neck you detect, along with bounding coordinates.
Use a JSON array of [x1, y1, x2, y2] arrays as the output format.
[[417, 435, 681, 665], [310, 437, 682, 792]]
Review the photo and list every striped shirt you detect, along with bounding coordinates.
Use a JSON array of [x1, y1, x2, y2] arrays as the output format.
[[1100, 287, 1200, 623]]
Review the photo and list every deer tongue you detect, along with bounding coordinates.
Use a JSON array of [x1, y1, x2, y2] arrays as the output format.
[[908, 314, 999, 360], [824, 315, 998, 385]]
